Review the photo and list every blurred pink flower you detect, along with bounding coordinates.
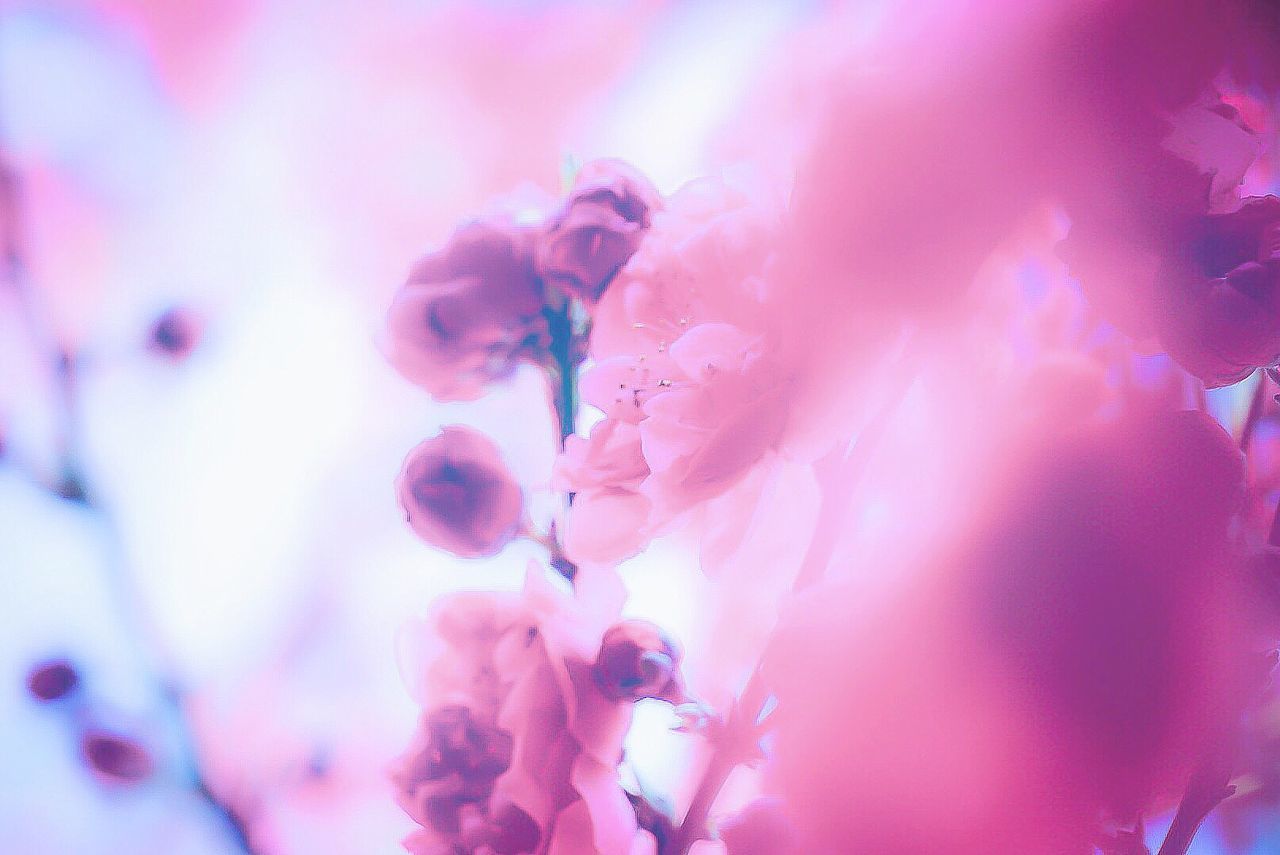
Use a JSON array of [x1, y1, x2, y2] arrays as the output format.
[[1160, 195, 1280, 386], [396, 565, 676, 854], [537, 160, 660, 304], [763, 408, 1250, 852], [396, 426, 523, 559], [392, 705, 514, 837], [385, 220, 546, 402]]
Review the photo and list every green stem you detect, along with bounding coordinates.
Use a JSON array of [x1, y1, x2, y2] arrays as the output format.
[[542, 299, 581, 449]]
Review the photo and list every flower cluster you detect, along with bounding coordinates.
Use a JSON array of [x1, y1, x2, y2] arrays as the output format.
[[1059, 95, 1280, 387], [380, 5, 1280, 854], [393, 567, 685, 854], [385, 162, 660, 403], [556, 178, 802, 567]]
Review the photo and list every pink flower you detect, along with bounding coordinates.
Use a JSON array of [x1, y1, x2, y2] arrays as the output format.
[[588, 177, 775, 363], [385, 220, 546, 402], [553, 419, 652, 566], [392, 705, 514, 835], [764, 409, 1249, 852], [537, 160, 660, 304], [560, 178, 823, 570], [395, 565, 677, 854], [638, 323, 791, 516], [396, 426, 523, 558], [1160, 195, 1280, 386]]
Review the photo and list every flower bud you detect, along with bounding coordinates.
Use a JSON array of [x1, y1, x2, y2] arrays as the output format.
[[396, 426, 523, 558], [147, 307, 203, 361], [26, 658, 80, 702], [593, 620, 684, 703], [81, 731, 153, 783], [537, 159, 659, 303], [386, 219, 545, 401]]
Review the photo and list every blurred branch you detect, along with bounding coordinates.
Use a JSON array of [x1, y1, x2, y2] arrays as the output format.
[[0, 153, 258, 853]]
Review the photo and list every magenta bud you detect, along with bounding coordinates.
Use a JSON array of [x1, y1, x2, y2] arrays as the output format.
[[147, 307, 203, 360], [593, 620, 685, 703], [81, 731, 154, 783], [26, 659, 80, 702]]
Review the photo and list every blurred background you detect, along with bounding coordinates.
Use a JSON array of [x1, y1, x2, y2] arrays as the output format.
[[0, 1, 819, 851]]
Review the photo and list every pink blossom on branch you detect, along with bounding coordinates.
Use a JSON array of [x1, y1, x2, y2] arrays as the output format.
[[385, 219, 546, 402], [536, 159, 661, 305], [396, 426, 524, 559], [394, 565, 684, 854]]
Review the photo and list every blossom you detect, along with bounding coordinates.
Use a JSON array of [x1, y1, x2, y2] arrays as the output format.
[[553, 418, 652, 566], [637, 323, 791, 517], [395, 565, 680, 854], [558, 179, 801, 562], [396, 426, 523, 558], [764, 409, 1249, 852], [1055, 96, 1278, 387], [536, 159, 660, 304], [385, 220, 546, 402], [1160, 195, 1280, 386], [588, 176, 775, 363], [392, 705, 514, 835]]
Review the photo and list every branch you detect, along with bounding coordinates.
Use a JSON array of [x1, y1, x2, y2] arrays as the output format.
[[0, 155, 258, 853]]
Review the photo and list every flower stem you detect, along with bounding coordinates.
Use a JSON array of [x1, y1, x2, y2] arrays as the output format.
[[542, 297, 582, 449], [539, 294, 587, 582]]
